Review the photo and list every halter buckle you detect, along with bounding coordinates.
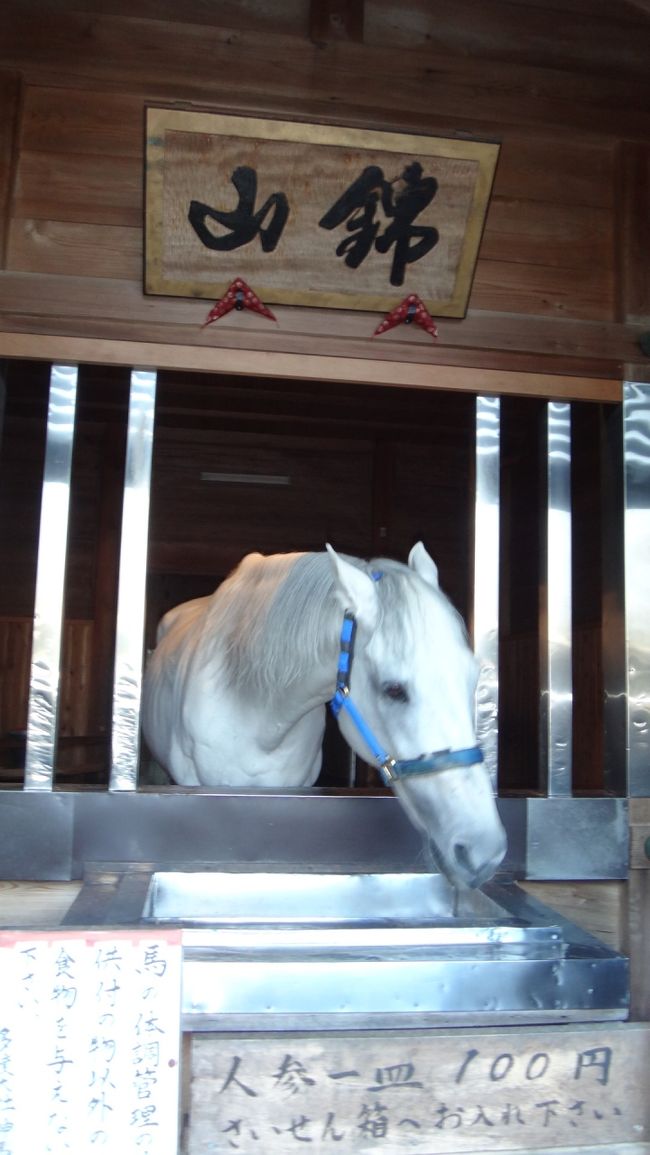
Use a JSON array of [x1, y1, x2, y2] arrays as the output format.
[[380, 757, 398, 782]]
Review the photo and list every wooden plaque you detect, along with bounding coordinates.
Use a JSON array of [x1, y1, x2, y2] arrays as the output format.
[[145, 108, 499, 318]]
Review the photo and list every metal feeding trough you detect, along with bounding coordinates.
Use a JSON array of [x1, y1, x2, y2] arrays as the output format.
[[68, 866, 629, 1031]]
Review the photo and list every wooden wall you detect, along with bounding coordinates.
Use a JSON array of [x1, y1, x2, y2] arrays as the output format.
[[0, 0, 648, 386]]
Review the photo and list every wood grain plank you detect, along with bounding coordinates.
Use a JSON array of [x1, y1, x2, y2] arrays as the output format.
[[492, 133, 615, 209], [1, 11, 649, 142], [4, 0, 309, 37], [0, 618, 31, 734], [14, 152, 142, 226], [616, 141, 650, 322], [472, 258, 614, 322], [0, 269, 641, 376], [521, 881, 625, 950], [20, 85, 145, 157], [3, 315, 631, 380], [13, 88, 619, 291], [7, 219, 141, 279], [0, 330, 622, 401], [150, 429, 374, 572], [0, 880, 82, 927], [0, 71, 21, 268], [365, 0, 650, 77], [5, 72, 635, 157], [0, 618, 100, 738], [482, 199, 613, 271], [0, 268, 630, 355], [59, 620, 95, 736]]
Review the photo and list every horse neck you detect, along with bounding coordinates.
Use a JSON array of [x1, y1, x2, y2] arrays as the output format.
[[236, 649, 332, 771], [248, 629, 337, 719], [214, 558, 341, 750], [238, 553, 341, 709]]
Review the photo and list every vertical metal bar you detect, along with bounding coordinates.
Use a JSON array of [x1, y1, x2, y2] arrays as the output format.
[[473, 395, 500, 788], [601, 403, 627, 795], [24, 364, 79, 791], [109, 369, 157, 791], [623, 381, 650, 797], [541, 401, 573, 796]]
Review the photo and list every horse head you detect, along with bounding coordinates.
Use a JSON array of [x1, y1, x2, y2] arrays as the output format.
[[327, 543, 507, 889]]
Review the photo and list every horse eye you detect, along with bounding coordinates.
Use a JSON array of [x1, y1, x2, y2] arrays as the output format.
[[382, 681, 409, 703]]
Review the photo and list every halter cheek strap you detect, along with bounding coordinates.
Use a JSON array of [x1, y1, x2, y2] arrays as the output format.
[[329, 607, 483, 786]]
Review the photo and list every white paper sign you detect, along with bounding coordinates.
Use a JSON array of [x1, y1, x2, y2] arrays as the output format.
[[0, 929, 182, 1154]]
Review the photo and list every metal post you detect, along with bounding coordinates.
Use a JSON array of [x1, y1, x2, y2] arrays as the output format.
[[600, 402, 627, 796], [109, 370, 157, 790], [474, 394, 500, 787], [623, 381, 650, 796], [540, 401, 573, 796], [24, 364, 79, 791]]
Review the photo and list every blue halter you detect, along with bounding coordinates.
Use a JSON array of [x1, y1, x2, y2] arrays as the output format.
[[329, 602, 484, 786]]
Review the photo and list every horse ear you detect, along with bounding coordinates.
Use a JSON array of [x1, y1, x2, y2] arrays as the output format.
[[326, 544, 379, 631], [408, 541, 439, 588]]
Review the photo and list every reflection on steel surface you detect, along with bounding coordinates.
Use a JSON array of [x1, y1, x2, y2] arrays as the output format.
[[542, 402, 573, 796], [110, 370, 157, 791], [474, 395, 500, 787], [24, 365, 79, 791], [144, 869, 505, 925], [63, 867, 626, 1029], [601, 403, 627, 795], [56, 864, 628, 1026], [624, 381, 650, 797]]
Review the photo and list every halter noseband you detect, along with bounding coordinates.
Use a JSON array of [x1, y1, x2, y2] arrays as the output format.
[[329, 602, 483, 786]]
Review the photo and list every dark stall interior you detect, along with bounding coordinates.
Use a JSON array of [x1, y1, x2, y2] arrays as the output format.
[[0, 359, 619, 793]]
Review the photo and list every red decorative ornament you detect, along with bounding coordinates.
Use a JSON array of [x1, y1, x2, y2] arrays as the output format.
[[201, 278, 277, 327], [373, 294, 438, 340]]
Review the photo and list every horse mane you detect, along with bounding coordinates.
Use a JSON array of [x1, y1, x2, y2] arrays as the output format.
[[203, 550, 420, 697]]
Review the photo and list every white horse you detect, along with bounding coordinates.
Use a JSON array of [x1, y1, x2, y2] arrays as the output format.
[[141, 544, 506, 888]]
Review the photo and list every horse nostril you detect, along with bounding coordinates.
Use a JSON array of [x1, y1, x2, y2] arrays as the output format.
[[453, 843, 473, 873]]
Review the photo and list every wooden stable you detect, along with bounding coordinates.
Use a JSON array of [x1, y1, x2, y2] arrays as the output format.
[[0, 2, 650, 1152]]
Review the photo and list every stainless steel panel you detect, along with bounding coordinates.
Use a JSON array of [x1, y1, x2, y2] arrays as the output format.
[[58, 866, 627, 1030], [526, 795, 628, 879], [72, 791, 630, 881], [143, 870, 506, 926], [110, 369, 157, 790], [541, 401, 573, 796], [624, 381, 650, 796], [24, 364, 79, 791], [0, 793, 74, 881], [73, 789, 450, 876], [181, 952, 627, 1030], [474, 394, 500, 786], [179, 922, 560, 950]]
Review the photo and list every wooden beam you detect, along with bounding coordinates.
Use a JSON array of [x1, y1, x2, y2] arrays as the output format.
[[0, 330, 621, 402]]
